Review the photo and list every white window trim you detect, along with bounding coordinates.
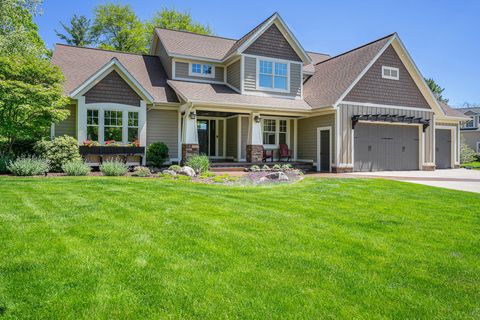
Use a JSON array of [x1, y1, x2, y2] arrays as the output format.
[[262, 118, 289, 148], [256, 58, 290, 93], [382, 66, 399, 80], [188, 62, 215, 78], [464, 117, 475, 128], [127, 111, 139, 142], [477, 141, 480, 153]]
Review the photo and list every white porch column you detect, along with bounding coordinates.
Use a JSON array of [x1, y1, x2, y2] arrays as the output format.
[[139, 100, 147, 147], [246, 113, 263, 162], [181, 107, 199, 162], [77, 96, 87, 144]]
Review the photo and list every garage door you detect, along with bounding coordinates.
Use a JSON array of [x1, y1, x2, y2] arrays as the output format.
[[354, 123, 419, 171], [435, 129, 451, 169]]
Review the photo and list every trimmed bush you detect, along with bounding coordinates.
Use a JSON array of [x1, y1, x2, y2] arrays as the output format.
[[460, 142, 477, 164], [272, 164, 282, 171], [186, 155, 210, 173], [7, 156, 49, 176], [168, 164, 182, 172], [62, 160, 91, 176], [250, 165, 260, 172], [100, 160, 128, 176], [282, 164, 293, 171], [34, 135, 81, 172], [147, 142, 169, 167], [132, 166, 151, 177], [0, 153, 15, 174]]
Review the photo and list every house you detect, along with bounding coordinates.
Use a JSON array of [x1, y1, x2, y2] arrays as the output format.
[[456, 107, 480, 153], [50, 12, 467, 172]]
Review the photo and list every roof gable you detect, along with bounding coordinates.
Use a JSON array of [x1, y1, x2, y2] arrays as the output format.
[[85, 70, 141, 106]]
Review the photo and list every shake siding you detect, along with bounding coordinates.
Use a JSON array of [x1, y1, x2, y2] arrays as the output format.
[[243, 56, 302, 98], [174, 61, 224, 82], [241, 117, 249, 160], [226, 59, 241, 90], [345, 45, 430, 109], [146, 109, 179, 159], [55, 105, 77, 138], [337, 103, 434, 165], [226, 118, 237, 158], [85, 70, 141, 107], [297, 114, 335, 164], [155, 40, 172, 79]]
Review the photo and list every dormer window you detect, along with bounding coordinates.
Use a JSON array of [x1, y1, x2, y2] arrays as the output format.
[[464, 117, 475, 128], [257, 59, 289, 92], [382, 66, 399, 80], [189, 63, 214, 78]]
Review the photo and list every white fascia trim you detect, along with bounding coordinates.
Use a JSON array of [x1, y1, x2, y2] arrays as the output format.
[[70, 58, 154, 103], [333, 36, 394, 108], [341, 101, 433, 112], [170, 53, 223, 64], [190, 100, 311, 113], [171, 76, 225, 85], [243, 90, 296, 100]]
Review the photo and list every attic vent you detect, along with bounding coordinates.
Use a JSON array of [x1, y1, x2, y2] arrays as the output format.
[[382, 66, 399, 80]]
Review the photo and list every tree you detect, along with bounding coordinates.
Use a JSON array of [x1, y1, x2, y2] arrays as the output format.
[[92, 3, 146, 53], [145, 8, 212, 50], [55, 15, 95, 47], [0, 0, 46, 56], [0, 55, 69, 153], [425, 78, 449, 103]]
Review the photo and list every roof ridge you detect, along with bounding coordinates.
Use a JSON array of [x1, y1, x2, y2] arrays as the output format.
[[306, 50, 331, 56], [154, 27, 237, 41], [54, 43, 159, 57], [314, 33, 396, 66]]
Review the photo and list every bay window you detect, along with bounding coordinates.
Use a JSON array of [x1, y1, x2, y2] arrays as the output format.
[[104, 110, 123, 142], [262, 119, 288, 146], [258, 59, 289, 91], [86, 109, 99, 141]]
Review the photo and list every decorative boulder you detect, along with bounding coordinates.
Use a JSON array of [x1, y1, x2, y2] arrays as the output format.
[[178, 166, 196, 177], [162, 169, 177, 177], [265, 171, 289, 181]]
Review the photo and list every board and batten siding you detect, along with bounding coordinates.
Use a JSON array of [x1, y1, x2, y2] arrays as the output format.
[[174, 61, 224, 82], [243, 56, 302, 98], [337, 103, 434, 166], [226, 118, 237, 159], [226, 59, 241, 90], [297, 113, 335, 164], [146, 109, 179, 159], [55, 105, 77, 138]]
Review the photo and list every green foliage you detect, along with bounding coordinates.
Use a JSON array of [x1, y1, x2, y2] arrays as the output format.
[[460, 141, 477, 164], [7, 155, 49, 176], [199, 171, 216, 179], [147, 142, 169, 167], [55, 14, 95, 46], [186, 155, 209, 173], [0, 0, 46, 57], [132, 166, 151, 177], [100, 160, 128, 176], [168, 164, 181, 172], [250, 165, 260, 172], [61, 160, 91, 176], [0, 55, 69, 153], [34, 135, 81, 172], [425, 78, 449, 103], [282, 164, 293, 171], [92, 3, 146, 53], [0, 152, 14, 173], [175, 174, 191, 181], [272, 164, 282, 171], [262, 165, 270, 171], [157, 172, 175, 180]]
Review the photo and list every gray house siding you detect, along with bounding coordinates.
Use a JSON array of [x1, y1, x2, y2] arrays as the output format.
[[244, 24, 302, 62], [226, 118, 237, 159], [147, 109, 179, 159], [297, 113, 336, 164], [226, 59, 241, 90], [461, 130, 480, 152], [337, 103, 434, 166], [174, 61, 224, 82], [85, 70, 141, 107], [345, 45, 430, 109], [243, 56, 302, 98], [55, 104, 77, 138], [155, 39, 172, 79]]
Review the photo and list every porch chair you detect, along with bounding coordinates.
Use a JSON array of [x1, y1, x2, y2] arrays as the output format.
[[278, 144, 292, 162], [262, 149, 274, 162]]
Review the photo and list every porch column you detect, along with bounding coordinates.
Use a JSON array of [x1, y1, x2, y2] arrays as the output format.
[[246, 113, 263, 162], [139, 100, 147, 165], [181, 108, 199, 163], [77, 96, 87, 144]]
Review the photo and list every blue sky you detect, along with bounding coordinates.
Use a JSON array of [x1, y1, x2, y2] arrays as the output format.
[[36, 0, 479, 107]]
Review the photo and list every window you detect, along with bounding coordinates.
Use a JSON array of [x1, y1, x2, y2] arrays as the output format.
[[104, 110, 123, 142], [128, 112, 139, 142], [382, 66, 399, 80], [190, 63, 214, 78], [464, 117, 475, 128], [86, 109, 99, 141], [262, 119, 288, 146], [259, 59, 288, 91]]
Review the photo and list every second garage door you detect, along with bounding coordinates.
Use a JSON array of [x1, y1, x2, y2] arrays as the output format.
[[354, 123, 419, 171]]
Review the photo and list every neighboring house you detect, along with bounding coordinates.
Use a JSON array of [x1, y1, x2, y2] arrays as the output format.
[[456, 107, 480, 153], [51, 12, 467, 172]]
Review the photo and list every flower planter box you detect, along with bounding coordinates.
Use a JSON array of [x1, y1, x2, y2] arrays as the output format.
[[79, 146, 145, 156]]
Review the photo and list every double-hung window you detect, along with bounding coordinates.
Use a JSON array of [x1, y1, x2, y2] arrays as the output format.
[[104, 110, 123, 142], [259, 59, 288, 91], [128, 112, 139, 142], [263, 119, 288, 146], [190, 63, 214, 78], [464, 117, 475, 128], [86, 109, 99, 141]]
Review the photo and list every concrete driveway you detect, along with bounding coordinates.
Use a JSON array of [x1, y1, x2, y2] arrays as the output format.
[[348, 169, 480, 193]]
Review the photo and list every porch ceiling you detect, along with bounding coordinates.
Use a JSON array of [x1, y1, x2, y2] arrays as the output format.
[[197, 110, 247, 117]]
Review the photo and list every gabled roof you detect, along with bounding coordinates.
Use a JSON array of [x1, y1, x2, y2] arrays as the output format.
[[52, 44, 179, 104], [304, 34, 394, 109], [442, 103, 475, 119], [303, 51, 331, 74], [456, 107, 480, 115]]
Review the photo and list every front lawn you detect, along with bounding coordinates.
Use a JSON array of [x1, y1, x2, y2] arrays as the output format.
[[0, 177, 479, 319], [461, 161, 480, 169]]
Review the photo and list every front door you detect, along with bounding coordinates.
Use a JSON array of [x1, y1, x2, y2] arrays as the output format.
[[197, 119, 216, 157], [317, 127, 331, 172]]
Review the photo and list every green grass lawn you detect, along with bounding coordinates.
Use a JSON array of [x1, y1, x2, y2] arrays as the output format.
[[461, 161, 480, 169], [0, 177, 479, 319]]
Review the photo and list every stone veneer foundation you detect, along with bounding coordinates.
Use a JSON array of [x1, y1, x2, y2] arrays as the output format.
[[332, 166, 353, 173], [246, 145, 264, 163], [422, 164, 436, 171], [182, 144, 199, 164]]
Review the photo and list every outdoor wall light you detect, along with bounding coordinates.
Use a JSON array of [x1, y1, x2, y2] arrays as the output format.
[[189, 112, 196, 119], [254, 115, 261, 123]]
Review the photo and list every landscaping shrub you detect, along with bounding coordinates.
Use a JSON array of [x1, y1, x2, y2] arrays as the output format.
[[168, 164, 182, 172], [34, 135, 81, 172], [0, 153, 14, 174], [460, 141, 477, 164], [282, 164, 293, 171], [0, 138, 37, 156], [262, 165, 270, 171], [100, 160, 128, 176], [272, 164, 282, 171], [147, 142, 169, 167], [250, 165, 260, 172], [132, 166, 151, 177], [62, 160, 91, 176], [7, 156, 49, 176], [186, 155, 210, 173]]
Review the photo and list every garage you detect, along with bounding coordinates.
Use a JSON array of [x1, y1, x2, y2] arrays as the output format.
[[354, 123, 419, 171], [435, 129, 452, 169]]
